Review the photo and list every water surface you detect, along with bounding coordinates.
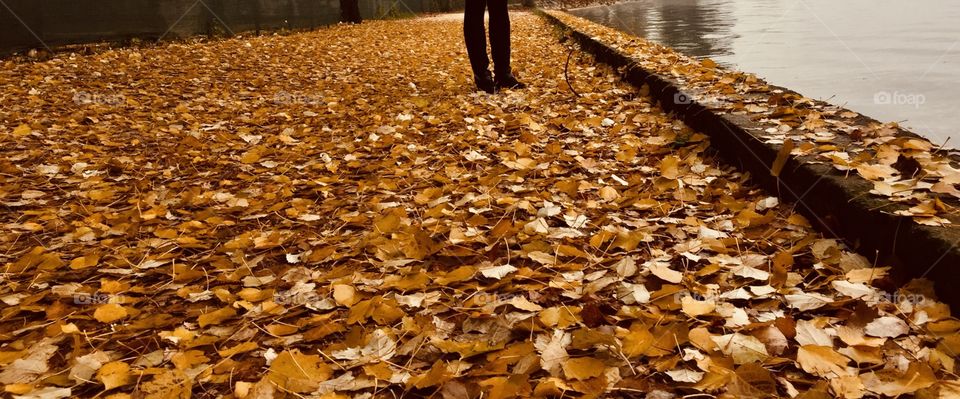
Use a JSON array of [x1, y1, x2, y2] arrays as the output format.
[[570, 0, 960, 146]]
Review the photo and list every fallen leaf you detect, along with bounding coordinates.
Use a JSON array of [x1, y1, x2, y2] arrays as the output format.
[[97, 361, 131, 390], [198, 306, 237, 327], [267, 350, 333, 393], [864, 316, 909, 338], [666, 368, 704, 383], [796, 345, 850, 378], [711, 333, 769, 364], [561, 357, 605, 380], [771, 139, 794, 177], [681, 295, 716, 317], [646, 261, 683, 283], [93, 304, 128, 324], [479, 264, 518, 280]]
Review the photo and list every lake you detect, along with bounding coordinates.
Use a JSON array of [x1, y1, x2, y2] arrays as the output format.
[[569, 0, 960, 146]]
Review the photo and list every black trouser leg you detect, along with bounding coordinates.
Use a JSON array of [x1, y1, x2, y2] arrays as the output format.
[[339, 0, 362, 23], [464, 0, 490, 78], [487, 0, 511, 77]]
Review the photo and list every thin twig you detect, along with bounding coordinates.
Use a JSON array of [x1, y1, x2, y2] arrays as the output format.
[[564, 45, 581, 98]]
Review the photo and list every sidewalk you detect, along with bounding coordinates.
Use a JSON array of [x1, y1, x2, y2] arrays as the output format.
[[1, 12, 957, 399]]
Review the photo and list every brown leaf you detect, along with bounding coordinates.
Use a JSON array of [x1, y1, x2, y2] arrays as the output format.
[[267, 350, 333, 393]]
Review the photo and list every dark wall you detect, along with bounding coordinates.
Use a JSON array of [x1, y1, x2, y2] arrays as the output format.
[[0, 0, 465, 56], [360, 0, 464, 19]]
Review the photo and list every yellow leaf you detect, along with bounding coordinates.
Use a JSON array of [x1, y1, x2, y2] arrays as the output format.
[[383, 272, 430, 290], [240, 150, 261, 164], [711, 333, 769, 364], [347, 297, 404, 325], [374, 211, 401, 234], [88, 189, 115, 201], [648, 262, 683, 283], [661, 155, 681, 179], [598, 186, 619, 201], [97, 361, 131, 390], [171, 350, 209, 370], [218, 342, 259, 358], [332, 284, 358, 306], [69, 254, 100, 270], [61, 323, 80, 334], [620, 323, 654, 358], [830, 375, 866, 399], [681, 295, 716, 317], [136, 369, 192, 399], [198, 306, 237, 327], [539, 307, 581, 329], [796, 345, 850, 378], [3, 384, 33, 394], [233, 381, 253, 398], [860, 363, 936, 396], [409, 360, 453, 389], [432, 338, 503, 358], [94, 304, 128, 324], [13, 124, 31, 137], [856, 163, 897, 180], [267, 350, 333, 393], [479, 375, 532, 399], [771, 139, 794, 177], [154, 229, 178, 239], [561, 357, 605, 380], [266, 323, 299, 336], [434, 266, 476, 285], [363, 362, 394, 381]]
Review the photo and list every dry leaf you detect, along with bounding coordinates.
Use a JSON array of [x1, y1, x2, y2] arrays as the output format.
[[97, 361, 131, 390], [267, 350, 333, 393], [796, 345, 850, 378], [480, 264, 518, 280], [711, 333, 769, 364], [771, 139, 794, 177], [681, 295, 716, 317], [561, 357, 605, 380], [666, 368, 704, 383], [864, 316, 909, 338], [646, 262, 683, 283], [93, 304, 128, 324]]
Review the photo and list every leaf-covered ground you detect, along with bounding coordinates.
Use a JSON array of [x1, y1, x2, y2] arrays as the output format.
[[1, 12, 959, 399], [545, 11, 960, 225]]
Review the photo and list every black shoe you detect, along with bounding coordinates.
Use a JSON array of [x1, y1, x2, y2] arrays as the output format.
[[474, 72, 497, 94], [495, 73, 526, 90]]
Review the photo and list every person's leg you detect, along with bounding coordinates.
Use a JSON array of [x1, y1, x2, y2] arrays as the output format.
[[464, 0, 495, 92], [487, 0, 510, 77], [339, 0, 362, 24], [487, 0, 524, 89]]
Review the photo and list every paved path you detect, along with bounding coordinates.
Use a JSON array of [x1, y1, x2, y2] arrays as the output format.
[[0, 12, 956, 399]]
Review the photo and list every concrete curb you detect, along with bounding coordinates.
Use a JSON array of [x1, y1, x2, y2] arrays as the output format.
[[538, 10, 960, 308]]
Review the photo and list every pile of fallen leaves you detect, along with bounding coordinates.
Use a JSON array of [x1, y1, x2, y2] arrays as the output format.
[[547, 11, 960, 226], [1, 11, 959, 399]]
